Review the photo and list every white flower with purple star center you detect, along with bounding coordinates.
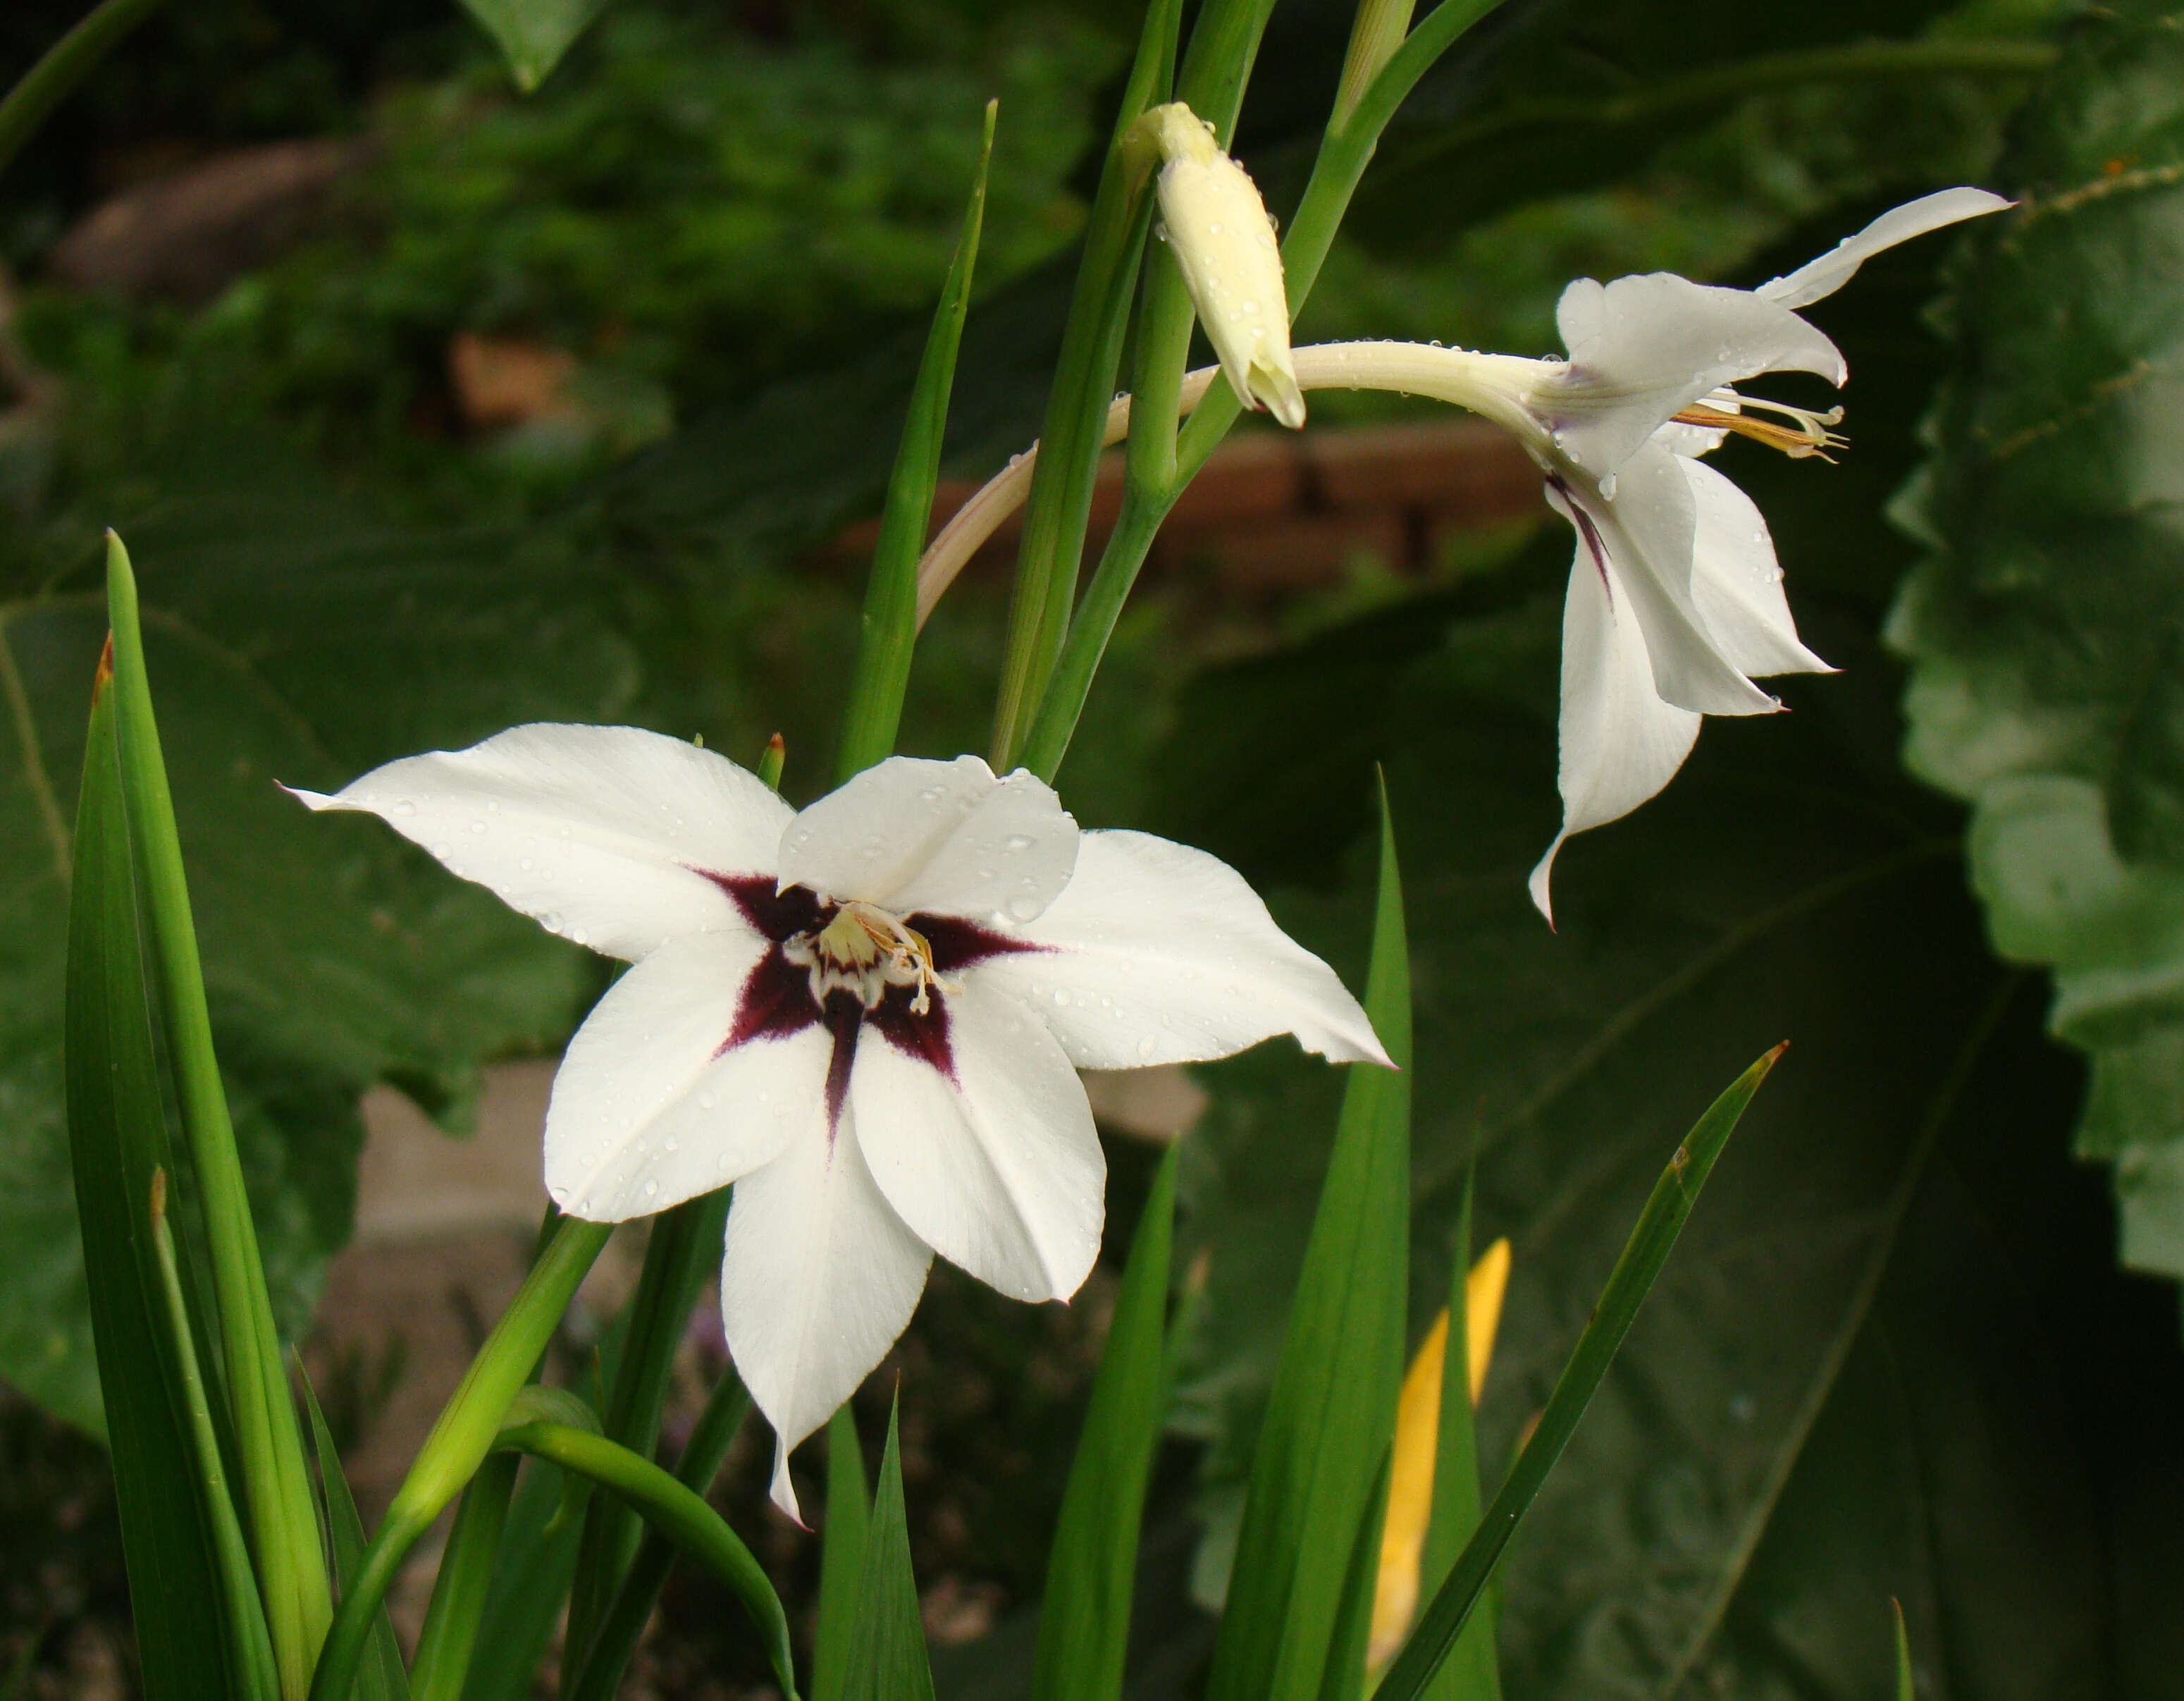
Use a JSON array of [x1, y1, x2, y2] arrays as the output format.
[[293, 725, 1386, 1516]]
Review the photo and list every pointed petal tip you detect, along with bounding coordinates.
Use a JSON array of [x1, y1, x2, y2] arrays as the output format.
[[280, 781, 340, 811], [769, 1442, 808, 1528], [1257, 365, 1307, 431], [1526, 838, 1563, 930]]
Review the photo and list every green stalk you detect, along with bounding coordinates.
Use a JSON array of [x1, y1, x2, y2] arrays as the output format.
[[986, 0, 1179, 769], [1372, 1048, 1786, 1701], [149, 1172, 281, 1701], [834, 101, 997, 781], [565, 1367, 753, 1701], [0, 0, 167, 180], [106, 534, 332, 1697], [495, 1422, 796, 1700], [562, 1189, 730, 1683], [308, 1217, 612, 1701]]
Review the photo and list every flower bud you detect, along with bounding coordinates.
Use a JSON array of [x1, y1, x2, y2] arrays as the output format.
[[1147, 102, 1305, 429]]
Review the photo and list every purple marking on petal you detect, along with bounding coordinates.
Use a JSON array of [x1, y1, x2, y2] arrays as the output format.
[[698, 871, 825, 942], [867, 982, 956, 1084], [1546, 472, 1614, 598], [910, 913, 1050, 975], [821, 991, 863, 1141], [722, 945, 820, 1054]]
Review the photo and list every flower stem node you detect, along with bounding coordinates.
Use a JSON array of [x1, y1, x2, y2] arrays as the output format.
[[1143, 101, 1306, 429], [292, 732, 1388, 1519]]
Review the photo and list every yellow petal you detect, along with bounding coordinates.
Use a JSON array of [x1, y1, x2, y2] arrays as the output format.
[[1366, 1238, 1513, 1670]]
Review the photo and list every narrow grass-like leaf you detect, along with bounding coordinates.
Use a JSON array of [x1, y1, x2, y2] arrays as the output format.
[[149, 1177, 280, 1700], [1204, 778, 1410, 1701], [492, 1420, 796, 1698], [1318, 1454, 1393, 1701], [566, 1365, 753, 1701], [1416, 1174, 1500, 1701], [1374, 1048, 1787, 1701], [564, 1189, 729, 1678], [411, 1456, 518, 1701], [834, 100, 997, 779], [65, 647, 249, 1701], [813, 1401, 873, 1701], [106, 533, 331, 1695], [1030, 1143, 1178, 1701], [1893, 1599, 1915, 1701], [453, 1462, 581, 1701], [298, 1367, 408, 1701], [841, 1399, 934, 1701], [987, 0, 1178, 767]]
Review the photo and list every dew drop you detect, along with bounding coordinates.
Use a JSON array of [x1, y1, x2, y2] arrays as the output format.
[[469, 820, 487, 834], [664, 1135, 679, 1152], [393, 799, 417, 817], [1052, 988, 1069, 1006], [644, 1179, 659, 1197], [1006, 893, 1042, 921], [1004, 834, 1035, 853], [429, 841, 450, 858], [1137, 1036, 1157, 1059], [550, 1185, 569, 1203], [542, 911, 564, 934], [700, 1093, 715, 1110]]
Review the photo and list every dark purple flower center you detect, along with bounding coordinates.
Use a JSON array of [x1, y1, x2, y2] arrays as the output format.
[[698, 872, 1043, 1136]]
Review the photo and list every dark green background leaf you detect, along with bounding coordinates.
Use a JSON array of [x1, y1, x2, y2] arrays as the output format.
[[1889, 0, 2184, 1281]]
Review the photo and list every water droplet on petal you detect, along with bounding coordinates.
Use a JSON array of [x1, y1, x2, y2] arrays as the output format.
[[664, 1135, 679, 1152], [644, 1179, 659, 1198], [700, 1093, 715, 1111], [469, 820, 487, 834], [1006, 894, 1042, 921], [1137, 1036, 1156, 1059], [393, 799, 417, 817], [429, 841, 450, 858], [1004, 834, 1035, 853]]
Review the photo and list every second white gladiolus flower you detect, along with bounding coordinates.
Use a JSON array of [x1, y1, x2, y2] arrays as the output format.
[[294, 729, 1386, 1517], [1148, 101, 1306, 429]]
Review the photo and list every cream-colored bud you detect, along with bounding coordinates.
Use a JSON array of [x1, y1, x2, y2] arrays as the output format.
[[1147, 102, 1305, 430]]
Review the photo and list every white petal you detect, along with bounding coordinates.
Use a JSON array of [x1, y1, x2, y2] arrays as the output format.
[[288, 724, 791, 961], [1553, 455, 1779, 718], [1756, 188, 2013, 310], [1546, 273, 1844, 478], [778, 754, 997, 904], [722, 1122, 932, 1522], [853, 979, 1103, 1303], [544, 931, 824, 1220], [981, 830, 1389, 1068], [1682, 457, 1834, 679], [884, 770, 1080, 926], [1530, 541, 1703, 924]]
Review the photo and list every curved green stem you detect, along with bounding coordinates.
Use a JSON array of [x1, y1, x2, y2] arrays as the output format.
[[498, 1420, 796, 1700], [307, 1217, 611, 1701], [0, 0, 167, 180], [565, 1367, 753, 1701]]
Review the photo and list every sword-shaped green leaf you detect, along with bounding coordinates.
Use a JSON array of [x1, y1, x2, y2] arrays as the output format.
[[841, 1399, 934, 1701], [1030, 1143, 1178, 1701], [298, 1368, 409, 1701], [64, 647, 253, 1701], [1374, 1047, 1785, 1701], [1204, 778, 1409, 1701], [813, 1402, 873, 1701]]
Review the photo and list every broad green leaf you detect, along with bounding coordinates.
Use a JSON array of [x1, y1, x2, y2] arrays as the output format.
[[1888, 0, 2184, 1280], [842, 1399, 937, 1701], [62, 656, 246, 1701], [1030, 1143, 1178, 1701], [299, 1366, 409, 1701], [1202, 782, 1409, 1701], [457, 0, 611, 93], [814, 1401, 874, 1701], [0, 476, 603, 1431]]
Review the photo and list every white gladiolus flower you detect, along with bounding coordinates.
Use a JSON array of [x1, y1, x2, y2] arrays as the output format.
[[292, 729, 1386, 1517], [1148, 101, 1306, 429], [1280, 188, 2011, 920]]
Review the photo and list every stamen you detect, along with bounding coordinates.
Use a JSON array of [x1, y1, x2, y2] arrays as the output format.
[[794, 898, 956, 1014], [1673, 391, 1846, 461]]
